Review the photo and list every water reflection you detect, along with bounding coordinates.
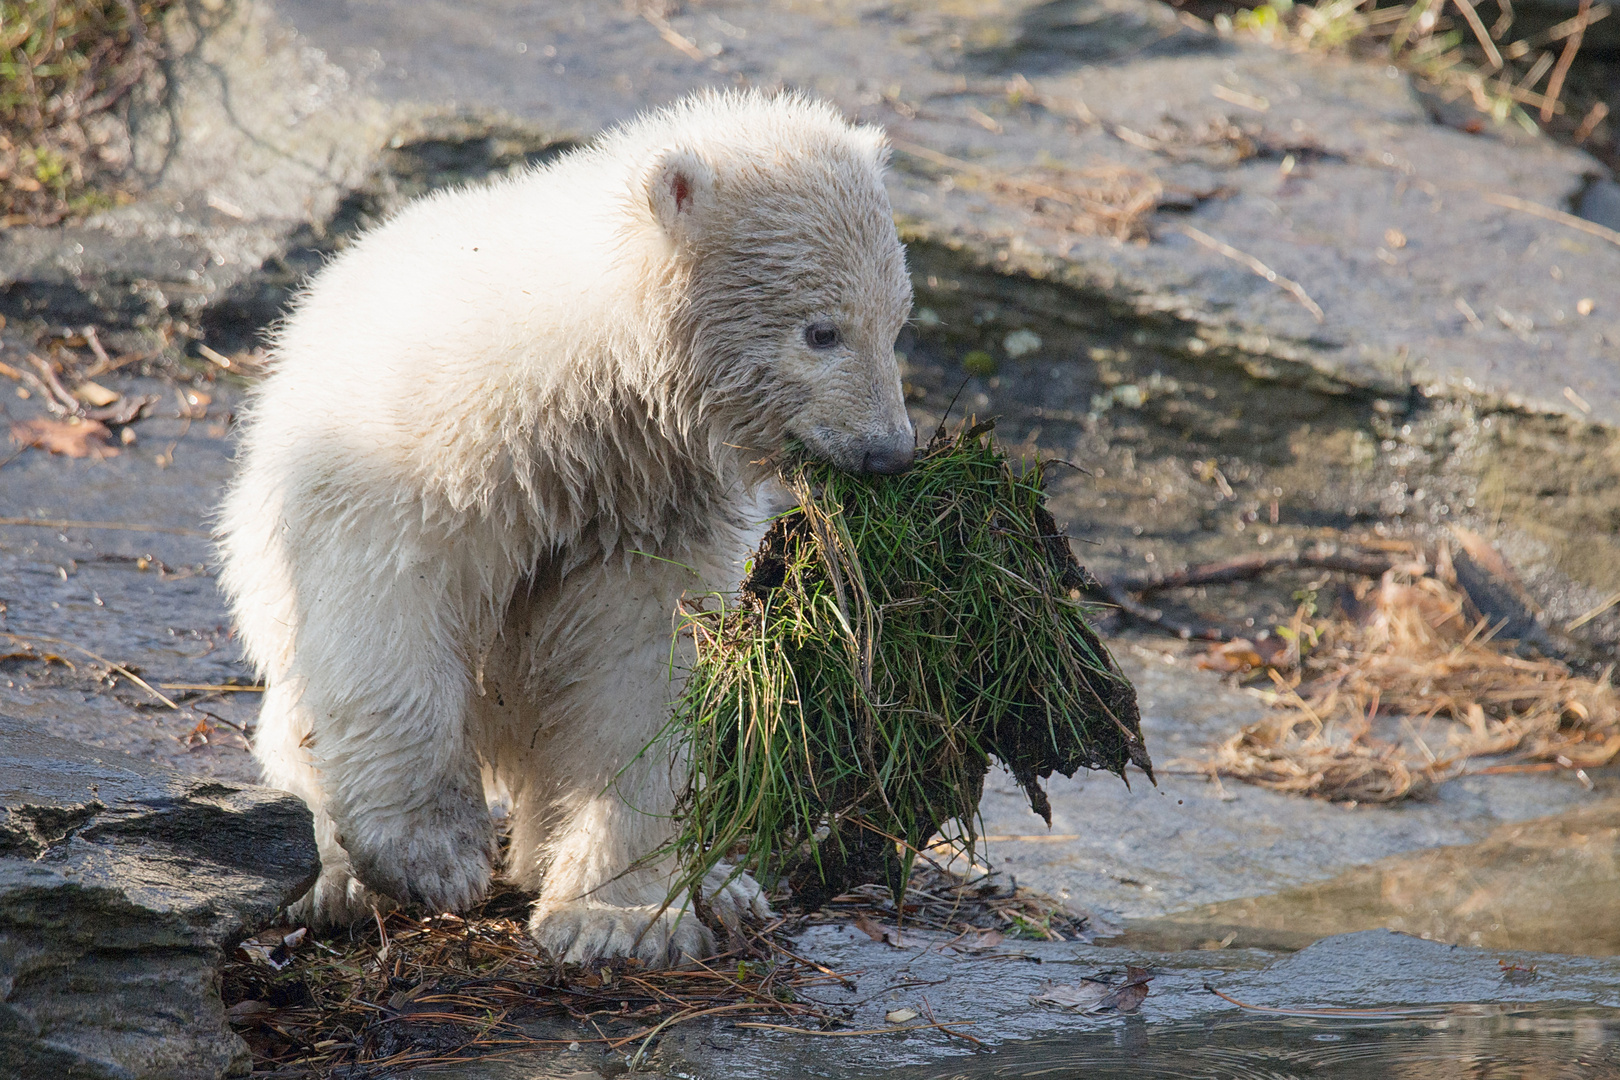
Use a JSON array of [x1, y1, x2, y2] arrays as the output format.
[[905, 1009, 1620, 1079], [1112, 798, 1620, 957]]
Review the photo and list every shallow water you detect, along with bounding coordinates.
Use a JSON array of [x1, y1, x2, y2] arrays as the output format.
[[1110, 796, 1620, 957], [904, 1010, 1620, 1080]]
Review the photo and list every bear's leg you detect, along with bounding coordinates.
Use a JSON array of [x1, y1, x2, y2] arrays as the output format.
[[521, 768, 770, 966], [253, 683, 386, 925], [276, 529, 502, 918], [497, 559, 768, 966]]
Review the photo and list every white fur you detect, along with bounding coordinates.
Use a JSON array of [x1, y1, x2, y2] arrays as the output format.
[[217, 90, 914, 966]]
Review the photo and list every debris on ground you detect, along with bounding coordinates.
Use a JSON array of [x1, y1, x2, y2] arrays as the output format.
[[1032, 967, 1153, 1014], [1179, 0, 1612, 148], [7, 416, 119, 459], [667, 420, 1148, 911], [1169, 536, 1619, 802], [219, 867, 1090, 1076]]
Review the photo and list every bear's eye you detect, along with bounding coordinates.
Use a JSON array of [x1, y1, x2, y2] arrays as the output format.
[[803, 322, 841, 350]]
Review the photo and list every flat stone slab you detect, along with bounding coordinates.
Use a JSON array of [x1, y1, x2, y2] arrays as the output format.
[[0, 715, 317, 1080], [975, 644, 1615, 922]]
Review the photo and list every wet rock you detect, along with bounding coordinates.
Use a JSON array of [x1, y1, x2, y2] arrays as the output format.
[[5, 0, 1617, 421], [261, 0, 1620, 425], [0, 715, 318, 1080]]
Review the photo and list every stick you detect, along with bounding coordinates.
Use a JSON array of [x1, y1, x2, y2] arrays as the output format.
[[1175, 225, 1325, 322], [733, 1019, 980, 1037], [1121, 550, 1397, 595], [1204, 982, 1448, 1018], [2, 632, 177, 708], [1542, 0, 1591, 121], [1094, 578, 1235, 641], [1567, 590, 1620, 632], [1484, 191, 1620, 248], [0, 517, 209, 537], [159, 683, 265, 693], [1450, 0, 1503, 68], [641, 10, 707, 60]]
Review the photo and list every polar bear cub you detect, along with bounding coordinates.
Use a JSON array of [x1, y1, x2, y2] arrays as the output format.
[[217, 90, 915, 966]]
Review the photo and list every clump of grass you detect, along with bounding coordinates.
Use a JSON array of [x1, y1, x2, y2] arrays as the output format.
[[0, 0, 174, 226], [667, 420, 1150, 910]]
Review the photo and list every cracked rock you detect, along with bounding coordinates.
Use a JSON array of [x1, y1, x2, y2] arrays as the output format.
[[0, 715, 317, 1080]]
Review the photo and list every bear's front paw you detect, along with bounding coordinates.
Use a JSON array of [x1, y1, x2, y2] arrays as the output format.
[[340, 794, 496, 914], [529, 900, 714, 968]]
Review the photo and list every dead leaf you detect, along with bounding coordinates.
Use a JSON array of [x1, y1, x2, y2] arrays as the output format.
[[71, 380, 119, 407], [227, 999, 273, 1020], [85, 392, 157, 426], [1197, 639, 1265, 672], [9, 417, 119, 459], [177, 388, 211, 419], [884, 1007, 919, 1023], [1032, 967, 1152, 1013], [952, 928, 1006, 953]]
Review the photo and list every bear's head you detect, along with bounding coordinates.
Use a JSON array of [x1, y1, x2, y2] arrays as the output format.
[[639, 92, 916, 476]]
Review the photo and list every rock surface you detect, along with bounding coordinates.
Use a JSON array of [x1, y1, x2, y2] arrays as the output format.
[[0, 715, 318, 1080]]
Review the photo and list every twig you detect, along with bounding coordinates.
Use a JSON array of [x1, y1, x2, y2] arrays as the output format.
[[2, 632, 177, 709], [1541, 0, 1592, 121], [1094, 578, 1234, 641], [0, 516, 209, 537], [1121, 549, 1397, 595], [1484, 191, 1620, 248], [1574, 101, 1609, 143], [1567, 591, 1620, 632], [733, 1019, 980, 1037], [1174, 225, 1325, 322], [921, 993, 986, 1047], [159, 682, 265, 693], [1450, 0, 1503, 67], [25, 354, 84, 415], [641, 10, 707, 61], [1205, 983, 1448, 1018]]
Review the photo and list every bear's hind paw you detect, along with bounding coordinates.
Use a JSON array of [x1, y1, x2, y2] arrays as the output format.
[[702, 865, 773, 928], [529, 900, 714, 968]]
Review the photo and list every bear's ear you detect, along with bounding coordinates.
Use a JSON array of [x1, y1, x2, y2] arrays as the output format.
[[647, 148, 715, 249]]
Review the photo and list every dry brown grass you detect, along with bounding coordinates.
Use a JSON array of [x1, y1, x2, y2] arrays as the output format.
[[1220, 0, 1612, 140], [221, 866, 1090, 1076], [1186, 550, 1620, 802], [893, 138, 1163, 241]]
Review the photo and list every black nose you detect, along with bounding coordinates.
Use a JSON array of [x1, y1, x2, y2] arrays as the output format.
[[862, 444, 915, 475]]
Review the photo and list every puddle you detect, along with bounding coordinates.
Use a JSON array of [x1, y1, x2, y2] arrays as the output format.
[[1110, 797, 1620, 958]]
